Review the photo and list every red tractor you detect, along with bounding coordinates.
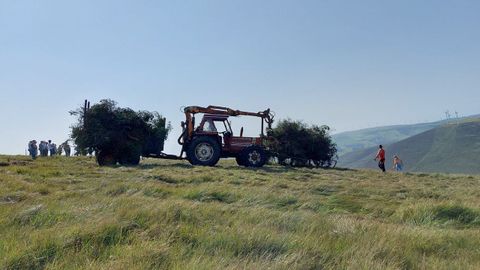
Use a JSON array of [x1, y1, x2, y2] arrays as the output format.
[[177, 105, 275, 167]]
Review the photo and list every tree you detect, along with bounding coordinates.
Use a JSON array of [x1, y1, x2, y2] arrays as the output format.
[[70, 99, 171, 165], [269, 119, 337, 168]]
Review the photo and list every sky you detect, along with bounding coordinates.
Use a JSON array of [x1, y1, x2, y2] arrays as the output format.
[[1, 0, 479, 155]]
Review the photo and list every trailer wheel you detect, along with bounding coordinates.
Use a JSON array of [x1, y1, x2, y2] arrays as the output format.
[[97, 149, 117, 166], [187, 136, 221, 166], [241, 146, 266, 168], [119, 152, 140, 166]]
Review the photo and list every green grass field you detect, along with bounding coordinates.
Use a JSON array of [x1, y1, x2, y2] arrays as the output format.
[[1, 155, 480, 269]]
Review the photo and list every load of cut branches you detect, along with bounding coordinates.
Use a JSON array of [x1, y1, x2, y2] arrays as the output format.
[[70, 99, 171, 165], [269, 119, 337, 168]]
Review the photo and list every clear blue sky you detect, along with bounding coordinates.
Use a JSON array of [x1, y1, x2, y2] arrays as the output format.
[[1, 0, 479, 155]]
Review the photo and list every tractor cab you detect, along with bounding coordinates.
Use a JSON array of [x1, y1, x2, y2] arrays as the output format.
[[196, 114, 262, 154], [197, 114, 231, 135]]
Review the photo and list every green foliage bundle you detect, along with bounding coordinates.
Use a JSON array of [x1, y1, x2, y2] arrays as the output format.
[[269, 119, 337, 167], [70, 99, 171, 156]]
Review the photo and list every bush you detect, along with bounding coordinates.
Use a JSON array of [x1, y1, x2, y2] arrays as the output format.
[[70, 99, 171, 157], [269, 119, 337, 167]]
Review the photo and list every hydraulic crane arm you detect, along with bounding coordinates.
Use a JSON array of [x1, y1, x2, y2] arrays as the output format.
[[181, 105, 275, 142], [184, 105, 271, 119]]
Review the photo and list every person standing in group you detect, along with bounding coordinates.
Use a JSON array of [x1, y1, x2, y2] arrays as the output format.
[[57, 144, 63, 156], [39, 141, 48, 156], [28, 140, 38, 159], [38, 141, 43, 156], [374, 145, 386, 173], [48, 140, 57, 156], [393, 155, 403, 171], [63, 141, 71, 157]]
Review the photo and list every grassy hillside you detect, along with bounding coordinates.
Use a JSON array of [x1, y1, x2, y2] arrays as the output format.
[[333, 115, 480, 156], [338, 119, 480, 174], [1, 156, 480, 269]]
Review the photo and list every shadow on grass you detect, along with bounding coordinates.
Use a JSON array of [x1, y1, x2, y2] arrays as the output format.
[[184, 190, 238, 204], [221, 165, 294, 174], [394, 204, 480, 228], [222, 164, 356, 174], [139, 162, 193, 170], [328, 167, 356, 172], [139, 161, 296, 173], [137, 159, 356, 174]]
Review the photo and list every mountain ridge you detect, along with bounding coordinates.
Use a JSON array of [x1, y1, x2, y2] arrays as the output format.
[[333, 114, 480, 156], [338, 118, 480, 174]]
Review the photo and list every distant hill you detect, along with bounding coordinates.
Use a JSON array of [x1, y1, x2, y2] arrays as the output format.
[[333, 122, 442, 156], [333, 115, 480, 156], [338, 118, 480, 174]]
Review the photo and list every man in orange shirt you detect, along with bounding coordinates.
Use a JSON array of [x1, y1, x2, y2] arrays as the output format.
[[374, 145, 386, 172]]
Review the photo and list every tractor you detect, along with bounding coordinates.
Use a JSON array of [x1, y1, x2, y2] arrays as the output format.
[[175, 106, 275, 167]]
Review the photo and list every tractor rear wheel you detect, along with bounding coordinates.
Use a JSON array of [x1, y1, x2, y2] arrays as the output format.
[[186, 136, 221, 166], [97, 149, 117, 166], [241, 146, 267, 168]]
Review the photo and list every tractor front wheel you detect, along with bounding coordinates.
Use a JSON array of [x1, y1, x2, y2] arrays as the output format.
[[186, 136, 221, 166]]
